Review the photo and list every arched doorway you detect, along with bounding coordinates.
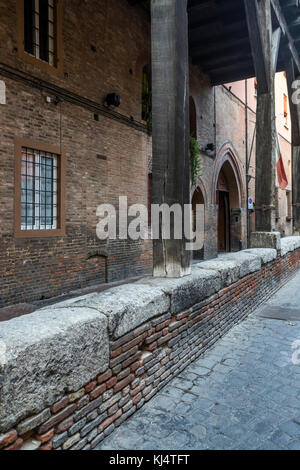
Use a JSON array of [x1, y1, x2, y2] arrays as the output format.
[[192, 186, 205, 260], [216, 160, 242, 253]]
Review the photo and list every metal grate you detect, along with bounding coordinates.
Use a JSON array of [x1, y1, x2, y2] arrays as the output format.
[[24, 0, 55, 66], [21, 147, 59, 231]]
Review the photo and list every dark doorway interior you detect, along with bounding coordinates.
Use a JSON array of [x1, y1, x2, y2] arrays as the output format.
[[192, 187, 205, 260], [217, 190, 230, 253]]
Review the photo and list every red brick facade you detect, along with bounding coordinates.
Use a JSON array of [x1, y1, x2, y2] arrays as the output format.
[[1, 248, 299, 450], [0, 0, 153, 307], [0, 0, 283, 308]]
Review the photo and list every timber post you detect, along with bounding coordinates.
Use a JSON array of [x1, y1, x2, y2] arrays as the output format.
[[151, 0, 191, 277]]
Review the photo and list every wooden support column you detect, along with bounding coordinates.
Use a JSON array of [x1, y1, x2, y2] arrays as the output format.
[[246, 0, 277, 232], [151, 0, 191, 277], [292, 145, 300, 233], [286, 59, 300, 233]]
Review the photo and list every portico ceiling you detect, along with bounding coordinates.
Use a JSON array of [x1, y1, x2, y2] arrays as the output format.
[[127, 0, 300, 85]]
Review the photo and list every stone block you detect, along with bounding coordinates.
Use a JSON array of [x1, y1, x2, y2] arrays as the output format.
[[54, 284, 170, 339], [280, 236, 300, 257], [0, 307, 109, 433], [250, 232, 281, 250], [243, 248, 277, 264], [137, 269, 222, 314], [217, 251, 262, 278]]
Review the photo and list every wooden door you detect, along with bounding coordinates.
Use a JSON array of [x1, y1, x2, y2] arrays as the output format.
[[218, 191, 230, 252]]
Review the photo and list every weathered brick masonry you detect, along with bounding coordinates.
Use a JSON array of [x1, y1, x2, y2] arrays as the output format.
[[0, 0, 261, 308], [1, 246, 299, 451], [0, 0, 153, 308]]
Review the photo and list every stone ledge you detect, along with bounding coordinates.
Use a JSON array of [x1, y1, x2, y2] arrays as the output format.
[[243, 248, 277, 264], [135, 269, 222, 314], [52, 284, 170, 339], [1, 237, 300, 437], [280, 236, 300, 257], [250, 232, 281, 250], [0, 308, 109, 433], [195, 250, 262, 282]]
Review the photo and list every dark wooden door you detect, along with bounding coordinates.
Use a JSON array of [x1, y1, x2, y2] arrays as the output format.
[[218, 191, 230, 252]]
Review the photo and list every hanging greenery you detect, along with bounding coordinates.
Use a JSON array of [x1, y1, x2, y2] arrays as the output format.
[[190, 136, 201, 187], [142, 90, 152, 136]]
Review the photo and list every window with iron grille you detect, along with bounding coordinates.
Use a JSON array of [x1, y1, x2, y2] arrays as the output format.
[[24, 0, 56, 66], [21, 147, 59, 231]]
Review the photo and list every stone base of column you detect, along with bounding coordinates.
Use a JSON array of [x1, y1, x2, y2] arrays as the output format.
[[250, 232, 281, 251]]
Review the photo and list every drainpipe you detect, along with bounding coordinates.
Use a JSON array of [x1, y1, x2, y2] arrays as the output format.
[[245, 79, 250, 248]]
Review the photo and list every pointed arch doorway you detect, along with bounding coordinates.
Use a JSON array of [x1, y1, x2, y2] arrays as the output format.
[[192, 185, 205, 260], [216, 160, 242, 253]]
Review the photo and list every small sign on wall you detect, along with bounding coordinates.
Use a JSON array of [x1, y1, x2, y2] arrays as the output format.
[[0, 81, 6, 104], [248, 197, 254, 211]]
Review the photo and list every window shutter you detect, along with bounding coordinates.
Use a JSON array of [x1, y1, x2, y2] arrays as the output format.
[[39, 0, 50, 63], [24, 0, 34, 55]]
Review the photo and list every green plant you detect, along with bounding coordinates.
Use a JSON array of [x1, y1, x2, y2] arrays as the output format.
[[190, 136, 201, 187], [142, 90, 152, 136]]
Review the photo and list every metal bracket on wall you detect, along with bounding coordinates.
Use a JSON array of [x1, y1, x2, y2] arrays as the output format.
[[255, 205, 276, 212]]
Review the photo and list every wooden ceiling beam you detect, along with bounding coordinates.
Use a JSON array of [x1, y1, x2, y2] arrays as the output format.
[[211, 66, 255, 86], [244, 0, 269, 94], [271, 0, 300, 73], [194, 49, 252, 70], [285, 57, 300, 145]]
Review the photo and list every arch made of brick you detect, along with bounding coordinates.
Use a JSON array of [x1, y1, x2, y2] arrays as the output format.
[[212, 142, 246, 208], [189, 95, 198, 139], [134, 51, 151, 78], [191, 176, 208, 207]]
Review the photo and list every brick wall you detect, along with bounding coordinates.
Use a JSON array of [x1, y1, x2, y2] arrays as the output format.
[[0, 0, 153, 308], [0, 0, 287, 309], [1, 248, 299, 451]]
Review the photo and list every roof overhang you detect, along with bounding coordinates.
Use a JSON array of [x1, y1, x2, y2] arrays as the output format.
[[127, 0, 300, 84]]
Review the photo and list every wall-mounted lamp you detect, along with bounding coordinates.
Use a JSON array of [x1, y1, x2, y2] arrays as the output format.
[[206, 143, 215, 152], [104, 93, 121, 108], [201, 143, 216, 158], [54, 96, 64, 105]]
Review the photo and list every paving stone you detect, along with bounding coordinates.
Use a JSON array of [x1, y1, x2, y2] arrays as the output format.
[[279, 420, 300, 438], [95, 270, 300, 451], [287, 440, 300, 450]]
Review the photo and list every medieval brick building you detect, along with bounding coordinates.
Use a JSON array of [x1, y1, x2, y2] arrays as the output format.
[[0, 0, 298, 309], [1, 0, 300, 452]]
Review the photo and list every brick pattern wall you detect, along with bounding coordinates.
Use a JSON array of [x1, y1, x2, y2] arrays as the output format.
[[1, 249, 299, 451], [0, 0, 153, 308], [0, 66, 153, 307]]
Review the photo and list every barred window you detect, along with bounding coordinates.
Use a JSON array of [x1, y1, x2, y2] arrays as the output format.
[[21, 147, 58, 230], [24, 0, 56, 66], [15, 139, 65, 238]]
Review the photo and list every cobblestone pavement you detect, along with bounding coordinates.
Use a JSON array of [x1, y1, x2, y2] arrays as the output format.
[[97, 271, 300, 450]]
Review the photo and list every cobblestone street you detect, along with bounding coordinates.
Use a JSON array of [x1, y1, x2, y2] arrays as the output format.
[[97, 270, 300, 451]]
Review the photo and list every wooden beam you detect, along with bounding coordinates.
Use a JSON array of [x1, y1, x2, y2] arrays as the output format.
[[195, 49, 252, 71], [244, 0, 269, 94], [202, 56, 253, 75], [272, 27, 281, 72], [190, 36, 249, 57], [151, 0, 191, 277], [191, 39, 251, 65], [255, 0, 277, 232], [284, 57, 300, 232], [285, 58, 300, 145], [211, 65, 255, 86], [271, 0, 300, 73]]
